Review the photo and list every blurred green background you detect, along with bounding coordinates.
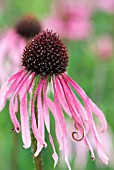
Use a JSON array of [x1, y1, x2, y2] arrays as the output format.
[[0, 0, 114, 170]]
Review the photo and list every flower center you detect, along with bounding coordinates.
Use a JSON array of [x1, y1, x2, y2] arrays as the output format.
[[15, 14, 41, 39], [22, 30, 69, 76]]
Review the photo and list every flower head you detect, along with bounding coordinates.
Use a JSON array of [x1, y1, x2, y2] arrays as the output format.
[[0, 30, 109, 169], [43, 0, 92, 40], [22, 30, 68, 75], [0, 14, 42, 84], [15, 14, 42, 39]]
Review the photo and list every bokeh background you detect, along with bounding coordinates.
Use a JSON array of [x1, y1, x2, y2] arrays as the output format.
[[0, 0, 114, 170]]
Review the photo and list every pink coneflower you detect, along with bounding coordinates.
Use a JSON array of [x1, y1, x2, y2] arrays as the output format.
[[96, 0, 114, 13], [43, 0, 92, 40], [91, 36, 114, 60], [0, 30, 108, 169], [0, 14, 42, 84]]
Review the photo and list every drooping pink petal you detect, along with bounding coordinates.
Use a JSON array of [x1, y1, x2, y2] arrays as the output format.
[[12, 73, 31, 97], [7, 71, 26, 96], [9, 73, 31, 133], [8, 68, 25, 82], [58, 75, 91, 135], [9, 94, 20, 133], [43, 77, 58, 167], [63, 73, 105, 136], [57, 77, 85, 137], [59, 75, 88, 122], [31, 99, 47, 147], [0, 69, 26, 111], [89, 100, 107, 132], [0, 70, 24, 111], [63, 73, 107, 133], [54, 77, 71, 117], [19, 77, 34, 149], [95, 125, 114, 167], [34, 80, 45, 157], [19, 73, 35, 100], [92, 122, 109, 164], [49, 135, 58, 168], [14, 95, 18, 113], [84, 137, 95, 160], [58, 77, 85, 122], [0, 70, 28, 133], [59, 120, 92, 170], [63, 73, 109, 164], [46, 97, 63, 151], [97, 141, 109, 165], [20, 93, 31, 148], [43, 77, 50, 131], [52, 77, 71, 170], [63, 73, 94, 125], [31, 80, 47, 148]]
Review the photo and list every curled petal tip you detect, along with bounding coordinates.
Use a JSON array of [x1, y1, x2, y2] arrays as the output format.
[[91, 156, 95, 161], [34, 146, 43, 157], [43, 142, 47, 148], [23, 143, 31, 149], [15, 127, 20, 133], [34, 152, 38, 157], [52, 153, 58, 168], [104, 158, 109, 165]]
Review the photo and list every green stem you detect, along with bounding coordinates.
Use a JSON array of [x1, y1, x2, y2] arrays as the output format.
[[31, 131, 43, 170], [31, 76, 43, 170], [10, 133, 19, 170]]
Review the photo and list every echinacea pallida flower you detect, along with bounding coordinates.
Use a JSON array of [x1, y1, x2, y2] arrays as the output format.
[[0, 30, 109, 169], [91, 35, 113, 60], [43, 0, 92, 40], [96, 0, 114, 13], [0, 14, 41, 84]]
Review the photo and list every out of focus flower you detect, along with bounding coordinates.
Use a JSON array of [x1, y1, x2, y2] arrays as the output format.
[[60, 121, 113, 170], [0, 30, 108, 169], [91, 36, 114, 60], [59, 120, 88, 170], [0, 14, 42, 84], [96, 0, 114, 13], [43, 0, 92, 40], [92, 126, 114, 169]]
